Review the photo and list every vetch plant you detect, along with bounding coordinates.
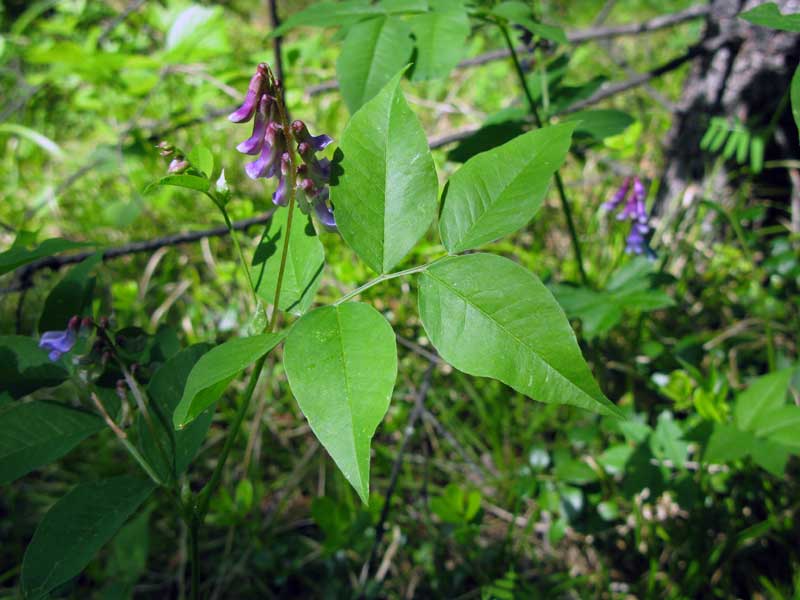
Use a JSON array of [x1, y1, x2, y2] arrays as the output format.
[[8, 57, 623, 598]]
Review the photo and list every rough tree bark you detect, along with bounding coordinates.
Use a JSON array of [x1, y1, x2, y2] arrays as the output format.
[[656, 0, 800, 235]]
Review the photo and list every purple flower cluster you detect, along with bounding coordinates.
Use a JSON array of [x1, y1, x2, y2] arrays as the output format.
[[39, 316, 80, 361], [230, 64, 335, 228], [603, 176, 652, 255]]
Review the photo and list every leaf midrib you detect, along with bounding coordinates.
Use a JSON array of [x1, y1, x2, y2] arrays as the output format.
[[424, 267, 603, 410], [334, 307, 363, 493], [447, 134, 555, 251]]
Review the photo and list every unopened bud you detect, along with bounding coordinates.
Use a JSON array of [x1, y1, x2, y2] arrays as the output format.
[[168, 158, 190, 174], [68, 315, 81, 331], [215, 169, 229, 194]]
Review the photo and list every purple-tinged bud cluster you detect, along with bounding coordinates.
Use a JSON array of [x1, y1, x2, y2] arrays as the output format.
[[156, 141, 190, 174], [229, 64, 336, 229], [602, 176, 653, 256], [38, 315, 80, 361]]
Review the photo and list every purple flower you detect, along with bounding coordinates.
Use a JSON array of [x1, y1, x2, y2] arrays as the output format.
[[228, 64, 268, 123], [167, 158, 189, 174], [603, 177, 631, 212], [314, 195, 336, 229], [236, 96, 271, 155], [625, 221, 650, 255], [245, 122, 286, 180], [272, 153, 290, 206], [605, 176, 654, 256], [229, 64, 335, 228], [39, 318, 79, 362], [291, 120, 332, 152]]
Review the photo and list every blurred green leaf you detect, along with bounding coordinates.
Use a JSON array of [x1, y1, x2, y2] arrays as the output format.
[[739, 3, 800, 31], [22, 476, 155, 599], [0, 400, 103, 485]]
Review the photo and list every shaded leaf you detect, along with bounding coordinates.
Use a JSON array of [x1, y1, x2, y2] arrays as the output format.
[[0, 336, 69, 399], [0, 401, 103, 485], [22, 476, 156, 599], [336, 16, 413, 113], [140, 345, 218, 482], [252, 211, 324, 315], [39, 252, 102, 333], [173, 333, 285, 428]]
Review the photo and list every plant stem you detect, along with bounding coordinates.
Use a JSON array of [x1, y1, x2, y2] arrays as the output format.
[[499, 25, 589, 285], [333, 262, 435, 306], [190, 515, 200, 600], [194, 67, 297, 525]]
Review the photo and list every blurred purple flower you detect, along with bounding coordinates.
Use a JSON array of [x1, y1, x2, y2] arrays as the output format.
[[39, 317, 79, 361], [603, 177, 631, 212], [604, 176, 653, 256]]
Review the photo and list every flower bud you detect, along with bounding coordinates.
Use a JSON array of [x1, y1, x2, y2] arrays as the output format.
[[168, 158, 190, 174]]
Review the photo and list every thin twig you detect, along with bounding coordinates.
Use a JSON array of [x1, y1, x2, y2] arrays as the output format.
[[1, 211, 275, 294]]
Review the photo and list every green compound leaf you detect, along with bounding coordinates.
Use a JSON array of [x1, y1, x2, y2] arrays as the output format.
[[284, 303, 398, 503], [439, 123, 575, 253], [252, 210, 324, 316], [173, 333, 285, 428], [332, 67, 438, 274], [418, 254, 621, 417], [22, 476, 156, 600], [336, 16, 414, 113], [0, 400, 103, 485]]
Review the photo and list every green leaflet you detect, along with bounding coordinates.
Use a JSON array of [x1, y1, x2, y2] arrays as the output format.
[[418, 254, 621, 417]]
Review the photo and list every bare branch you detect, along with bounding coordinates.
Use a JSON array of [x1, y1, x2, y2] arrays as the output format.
[[2, 211, 275, 294]]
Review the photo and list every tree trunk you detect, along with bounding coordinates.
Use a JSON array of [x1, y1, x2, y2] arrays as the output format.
[[656, 0, 800, 235]]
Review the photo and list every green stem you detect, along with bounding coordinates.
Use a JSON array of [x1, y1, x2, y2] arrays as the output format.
[[190, 514, 200, 600], [333, 262, 435, 306], [194, 81, 297, 523], [499, 24, 589, 286], [90, 389, 164, 486], [206, 191, 260, 303]]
